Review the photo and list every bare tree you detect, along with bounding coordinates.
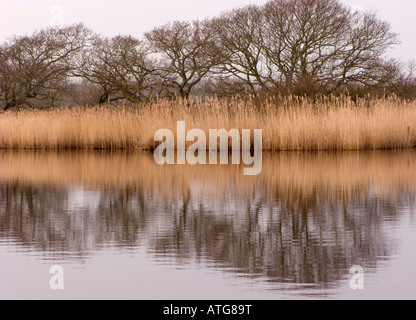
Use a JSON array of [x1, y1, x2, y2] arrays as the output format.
[[0, 23, 92, 110], [209, 0, 399, 96], [262, 0, 399, 94], [75, 35, 123, 105], [145, 20, 221, 100], [397, 61, 416, 99], [63, 80, 107, 106], [369, 60, 416, 99], [76, 35, 158, 104], [210, 6, 269, 95]]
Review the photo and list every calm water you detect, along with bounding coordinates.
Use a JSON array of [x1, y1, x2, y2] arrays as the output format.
[[0, 151, 415, 300]]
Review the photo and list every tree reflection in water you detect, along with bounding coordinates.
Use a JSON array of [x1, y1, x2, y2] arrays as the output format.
[[1, 151, 415, 286]]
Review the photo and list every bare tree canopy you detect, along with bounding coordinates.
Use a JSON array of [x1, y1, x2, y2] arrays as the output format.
[[77, 35, 157, 104], [211, 5, 269, 95], [145, 20, 222, 100], [0, 23, 92, 110], [213, 0, 399, 95]]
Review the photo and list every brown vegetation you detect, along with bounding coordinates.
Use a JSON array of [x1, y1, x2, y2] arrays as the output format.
[[0, 96, 415, 151]]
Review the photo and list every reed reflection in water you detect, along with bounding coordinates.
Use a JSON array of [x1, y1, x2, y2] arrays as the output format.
[[0, 151, 415, 299]]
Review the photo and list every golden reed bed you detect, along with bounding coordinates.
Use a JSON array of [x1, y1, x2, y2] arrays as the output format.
[[0, 96, 415, 151]]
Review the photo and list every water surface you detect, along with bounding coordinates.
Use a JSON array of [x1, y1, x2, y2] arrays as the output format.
[[1, 151, 415, 299]]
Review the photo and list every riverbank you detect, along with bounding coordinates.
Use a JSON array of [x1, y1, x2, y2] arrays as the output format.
[[0, 96, 415, 151]]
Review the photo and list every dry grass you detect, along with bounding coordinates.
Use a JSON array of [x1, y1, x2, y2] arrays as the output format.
[[0, 96, 415, 151]]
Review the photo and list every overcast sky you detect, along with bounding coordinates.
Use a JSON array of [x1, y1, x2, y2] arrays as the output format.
[[0, 0, 414, 61]]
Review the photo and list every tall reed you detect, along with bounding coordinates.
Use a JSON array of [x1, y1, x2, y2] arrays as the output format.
[[0, 96, 415, 151]]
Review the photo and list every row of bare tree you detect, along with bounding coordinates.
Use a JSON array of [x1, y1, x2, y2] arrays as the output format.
[[1, 0, 415, 110]]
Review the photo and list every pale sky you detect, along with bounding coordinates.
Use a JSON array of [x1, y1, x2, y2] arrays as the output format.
[[0, 0, 415, 62]]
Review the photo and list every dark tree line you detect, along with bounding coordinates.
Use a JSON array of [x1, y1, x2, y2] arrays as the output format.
[[1, 0, 415, 110]]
